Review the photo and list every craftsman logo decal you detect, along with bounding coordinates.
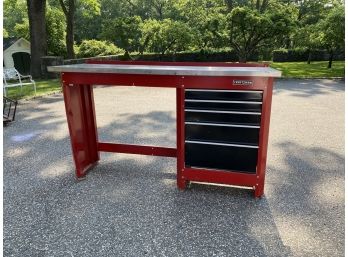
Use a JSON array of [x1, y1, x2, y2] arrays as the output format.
[[233, 80, 253, 86]]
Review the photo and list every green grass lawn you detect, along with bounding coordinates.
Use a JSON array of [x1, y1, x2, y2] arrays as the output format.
[[270, 61, 345, 78], [5, 78, 61, 100]]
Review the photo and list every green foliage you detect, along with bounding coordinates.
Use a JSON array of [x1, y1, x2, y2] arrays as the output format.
[[226, 6, 295, 61], [74, 0, 102, 42], [46, 6, 66, 56], [14, 19, 30, 40], [174, 0, 228, 49], [273, 47, 344, 63], [100, 16, 143, 52], [130, 47, 240, 61], [4, 1, 66, 56], [77, 0, 101, 18], [3, 0, 344, 65], [76, 40, 124, 58], [293, 24, 321, 50], [3, 0, 28, 37], [319, 5, 345, 51], [3, 0, 31, 40], [3, 28, 9, 38], [141, 19, 193, 54]]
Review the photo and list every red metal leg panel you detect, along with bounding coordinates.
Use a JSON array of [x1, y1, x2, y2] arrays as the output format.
[[254, 78, 274, 197], [62, 82, 99, 178], [176, 87, 187, 189]]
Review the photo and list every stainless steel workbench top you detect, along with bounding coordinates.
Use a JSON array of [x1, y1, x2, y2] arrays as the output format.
[[48, 64, 281, 77]]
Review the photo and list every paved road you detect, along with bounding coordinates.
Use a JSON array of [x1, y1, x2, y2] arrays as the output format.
[[4, 79, 344, 257]]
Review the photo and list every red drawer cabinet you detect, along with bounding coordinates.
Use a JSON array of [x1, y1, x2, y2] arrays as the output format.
[[48, 61, 280, 197]]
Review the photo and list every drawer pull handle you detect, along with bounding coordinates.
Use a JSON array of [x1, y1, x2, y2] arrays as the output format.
[[185, 109, 261, 115], [186, 89, 262, 93], [185, 99, 262, 104], [185, 140, 259, 149], [185, 121, 260, 128]]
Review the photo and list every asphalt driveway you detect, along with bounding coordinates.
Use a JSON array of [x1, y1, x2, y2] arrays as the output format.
[[3, 79, 344, 257]]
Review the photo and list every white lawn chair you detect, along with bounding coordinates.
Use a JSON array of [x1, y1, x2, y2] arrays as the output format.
[[3, 68, 36, 96]]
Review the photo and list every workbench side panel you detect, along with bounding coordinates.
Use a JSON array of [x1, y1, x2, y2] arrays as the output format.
[[177, 87, 187, 189], [255, 78, 274, 197], [62, 80, 99, 178]]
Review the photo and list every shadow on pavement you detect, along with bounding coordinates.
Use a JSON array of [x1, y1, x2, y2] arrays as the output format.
[[4, 98, 292, 257], [274, 79, 344, 97]]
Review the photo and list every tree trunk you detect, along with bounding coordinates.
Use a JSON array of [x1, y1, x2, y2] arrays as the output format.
[[327, 49, 333, 69], [238, 52, 247, 63], [66, 0, 75, 59], [59, 0, 75, 59], [224, 0, 233, 12], [123, 50, 131, 60], [307, 49, 311, 64], [260, 0, 268, 13], [256, 0, 260, 11], [26, 0, 47, 78]]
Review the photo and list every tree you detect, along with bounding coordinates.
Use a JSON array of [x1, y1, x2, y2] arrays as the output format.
[[140, 19, 161, 53], [58, 0, 100, 58], [58, 0, 75, 58], [293, 24, 321, 64], [26, 0, 47, 78], [14, 19, 30, 40], [76, 40, 124, 57], [293, 0, 329, 25], [46, 6, 67, 56], [7, 3, 67, 57], [117, 0, 177, 20], [175, 0, 228, 49], [4, 0, 28, 37], [74, 0, 102, 42], [100, 16, 143, 53], [319, 5, 344, 68], [142, 19, 193, 55], [226, 6, 295, 62]]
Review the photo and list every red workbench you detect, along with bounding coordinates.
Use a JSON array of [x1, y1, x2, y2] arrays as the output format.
[[48, 61, 281, 197]]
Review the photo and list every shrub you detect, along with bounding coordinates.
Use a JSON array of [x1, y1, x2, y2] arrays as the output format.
[[76, 40, 124, 58], [272, 48, 344, 62], [273, 48, 308, 62]]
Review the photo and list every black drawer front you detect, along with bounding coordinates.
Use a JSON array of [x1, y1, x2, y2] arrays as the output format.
[[185, 101, 262, 112], [185, 123, 259, 145], [185, 142, 258, 173], [185, 111, 261, 125], [186, 90, 262, 102]]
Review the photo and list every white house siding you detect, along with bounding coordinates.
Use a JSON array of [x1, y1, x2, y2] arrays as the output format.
[[3, 38, 31, 68]]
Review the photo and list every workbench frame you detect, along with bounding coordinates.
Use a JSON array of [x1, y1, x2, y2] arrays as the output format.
[[59, 61, 274, 197]]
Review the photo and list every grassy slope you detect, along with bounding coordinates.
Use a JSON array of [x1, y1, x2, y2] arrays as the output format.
[[5, 79, 61, 100], [270, 61, 345, 78]]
